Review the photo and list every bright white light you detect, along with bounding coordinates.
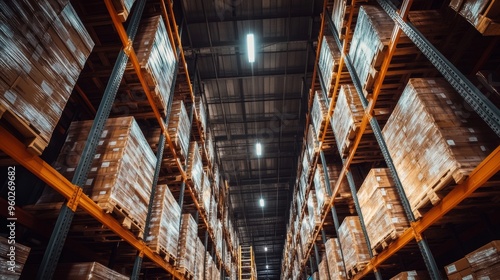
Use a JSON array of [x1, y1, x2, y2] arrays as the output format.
[[266, 265, 269, 269], [256, 142, 262, 156], [259, 198, 265, 207], [264, 247, 268, 252], [247, 34, 255, 63]]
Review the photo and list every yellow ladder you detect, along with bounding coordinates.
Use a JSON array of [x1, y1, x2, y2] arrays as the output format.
[[239, 245, 257, 280]]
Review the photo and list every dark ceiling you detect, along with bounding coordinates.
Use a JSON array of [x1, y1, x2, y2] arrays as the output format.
[[180, 0, 324, 278]]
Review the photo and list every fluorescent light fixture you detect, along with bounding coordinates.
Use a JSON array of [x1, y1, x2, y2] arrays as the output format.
[[264, 247, 268, 252], [256, 142, 262, 156], [247, 33, 255, 63], [259, 198, 265, 207], [266, 265, 269, 269]]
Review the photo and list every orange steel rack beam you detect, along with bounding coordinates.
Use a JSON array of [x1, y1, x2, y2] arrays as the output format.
[[0, 126, 186, 279]]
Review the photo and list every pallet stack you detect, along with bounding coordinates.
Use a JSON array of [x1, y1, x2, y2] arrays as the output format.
[[390, 271, 430, 280], [300, 214, 312, 254], [201, 171, 212, 214], [39, 117, 155, 235], [311, 90, 328, 138], [195, 238, 205, 280], [306, 124, 319, 162], [349, 5, 394, 96], [357, 168, 409, 254], [318, 255, 330, 280], [445, 240, 500, 279], [146, 184, 181, 262], [382, 78, 495, 218], [168, 100, 191, 161], [449, 0, 500, 35], [215, 219, 223, 258], [195, 96, 207, 139], [0, 0, 94, 155], [187, 141, 203, 196], [0, 237, 30, 279], [177, 214, 198, 276], [318, 35, 342, 96], [332, 84, 364, 157], [338, 217, 370, 277], [132, 15, 176, 116], [325, 238, 347, 280], [307, 190, 321, 232], [112, 0, 136, 22], [54, 262, 128, 279], [205, 252, 214, 279]]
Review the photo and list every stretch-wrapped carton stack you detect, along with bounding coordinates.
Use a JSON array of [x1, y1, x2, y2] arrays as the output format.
[[146, 184, 180, 259], [358, 168, 409, 252], [383, 78, 495, 217], [206, 131, 215, 166], [178, 214, 198, 275], [187, 141, 203, 195], [300, 214, 312, 253], [445, 240, 500, 279], [306, 124, 319, 161], [112, 0, 136, 22], [0, 237, 30, 279], [302, 149, 311, 179], [0, 0, 94, 154], [314, 164, 331, 215], [332, 84, 364, 156], [201, 170, 212, 212], [133, 15, 175, 115], [54, 262, 128, 279], [307, 191, 320, 230], [311, 90, 329, 138], [195, 96, 207, 139], [339, 217, 370, 276], [195, 238, 205, 280], [40, 117, 155, 233], [449, 0, 500, 35], [216, 219, 223, 257], [168, 100, 191, 161], [325, 238, 347, 280], [349, 6, 394, 96], [318, 255, 330, 280], [318, 35, 342, 96], [390, 271, 430, 279]]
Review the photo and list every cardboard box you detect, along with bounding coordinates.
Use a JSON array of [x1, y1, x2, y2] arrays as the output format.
[[466, 240, 500, 271], [446, 257, 471, 275]]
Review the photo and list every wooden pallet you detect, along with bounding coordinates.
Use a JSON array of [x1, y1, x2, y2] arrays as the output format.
[[371, 227, 405, 256], [177, 267, 194, 280], [347, 261, 369, 279], [96, 200, 145, 234], [0, 103, 48, 155]]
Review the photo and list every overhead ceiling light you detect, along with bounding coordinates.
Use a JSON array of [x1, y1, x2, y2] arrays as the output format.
[[266, 265, 269, 269], [247, 33, 255, 63], [256, 142, 262, 156], [259, 198, 265, 207], [264, 247, 268, 252]]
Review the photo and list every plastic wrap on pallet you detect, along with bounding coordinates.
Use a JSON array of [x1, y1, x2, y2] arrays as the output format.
[[111, 0, 136, 21], [331, 0, 347, 38], [314, 164, 330, 215], [326, 163, 351, 199], [178, 214, 198, 275], [466, 240, 500, 271], [146, 184, 180, 259], [168, 100, 191, 160], [187, 141, 203, 194], [0, 236, 30, 279], [358, 168, 409, 251], [331, 84, 364, 156], [300, 214, 312, 253], [206, 131, 215, 166], [40, 117, 155, 231], [319, 255, 331, 280], [318, 35, 342, 96], [307, 190, 320, 229], [195, 237, 205, 280], [456, 0, 491, 27], [201, 170, 212, 212], [195, 96, 207, 138], [0, 1, 93, 153], [213, 163, 220, 190], [306, 124, 319, 161], [311, 90, 328, 138], [209, 195, 218, 230], [216, 219, 223, 257], [212, 260, 220, 280], [348, 6, 394, 95], [390, 270, 430, 279], [325, 238, 347, 280], [302, 149, 311, 178], [134, 15, 175, 113], [382, 78, 496, 218], [54, 262, 128, 279], [339, 217, 370, 276]]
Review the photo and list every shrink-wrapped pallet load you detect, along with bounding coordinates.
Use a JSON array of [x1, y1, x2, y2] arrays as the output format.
[[466, 240, 500, 272], [0, 237, 30, 279], [307, 190, 320, 230], [382, 78, 495, 217], [195, 238, 205, 280], [325, 238, 347, 280], [206, 131, 216, 166], [449, 0, 500, 35], [146, 184, 180, 260], [54, 262, 128, 279], [306, 124, 319, 162], [318, 36, 342, 96], [357, 168, 409, 253], [390, 270, 430, 279], [311, 90, 329, 138], [177, 214, 198, 275], [39, 117, 155, 234], [318, 255, 331, 280], [201, 170, 212, 212], [168, 100, 191, 160], [300, 214, 312, 254], [195, 96, 207, 139], [332, 84, 364, 156], [187, 141, 203, 195], [216, 219, 223, 257], [339, 217, 370, 277], [112, 0, 136, 22], [133, 15, 176, 115], [0, 0, 94, 154], [349, 6, 394, 96], [314, 165, 330, 215]]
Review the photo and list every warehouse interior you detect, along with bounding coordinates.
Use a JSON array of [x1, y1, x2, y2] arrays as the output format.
[[0, 0, 500, 279]]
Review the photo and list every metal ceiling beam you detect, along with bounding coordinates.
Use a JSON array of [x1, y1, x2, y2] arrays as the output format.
[[209, 114, 299, 124], [200, 68, 307, 81], [214, 131, 298, 141], [206, 92, 302, 104], [185, 37, 313, 51], [185, 11, 315, 24]]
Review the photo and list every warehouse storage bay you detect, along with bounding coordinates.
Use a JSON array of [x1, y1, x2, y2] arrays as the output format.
[[0, 0, 499, 279]]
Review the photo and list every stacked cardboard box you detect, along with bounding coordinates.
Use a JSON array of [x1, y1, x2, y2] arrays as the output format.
[[293, 256, 301, 280], [332, 84, 364, 156], [311, 90, 328, 138], [177, 214, 198, 275], [168, 100, 191, 160], [307, 190, 320, 230], [339, 217, 370, 277], [325, 238, 347, 280], [331, 0, 348, 38], [311, 271, 320, 280], [382, 78, 495, 217], [0, 237, 30, 279], [357, 168, 409, 252], [300, 214, 312, 254], [196, 96, 207, 139], [318, 255, 330, 280], [39, 117, 155, 233], [349, 6, 394, 96], [297, 170, 308, 215], [446, 240, 500, 279], [449, 0, 500, 35], [205, 252, 215, 279], [302, 149, 312, 179], [390, 271, 430, 280], [201, 170, 212, 212], [112, 0, 136, 22], [146, 184, 180, 259], [306, 124, 319, 161], [133, 15, 176, 116], [318, 35, 342, 96], [206, 131, 216, 166], [326, 163, 351, 199], [187, 141, 203, 195], [0, 0, 94, 154], [216, 219, 223, 257], [195, 238, 205, 280], [54, 262, 128, 279], [314, 164, 331, 215]]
